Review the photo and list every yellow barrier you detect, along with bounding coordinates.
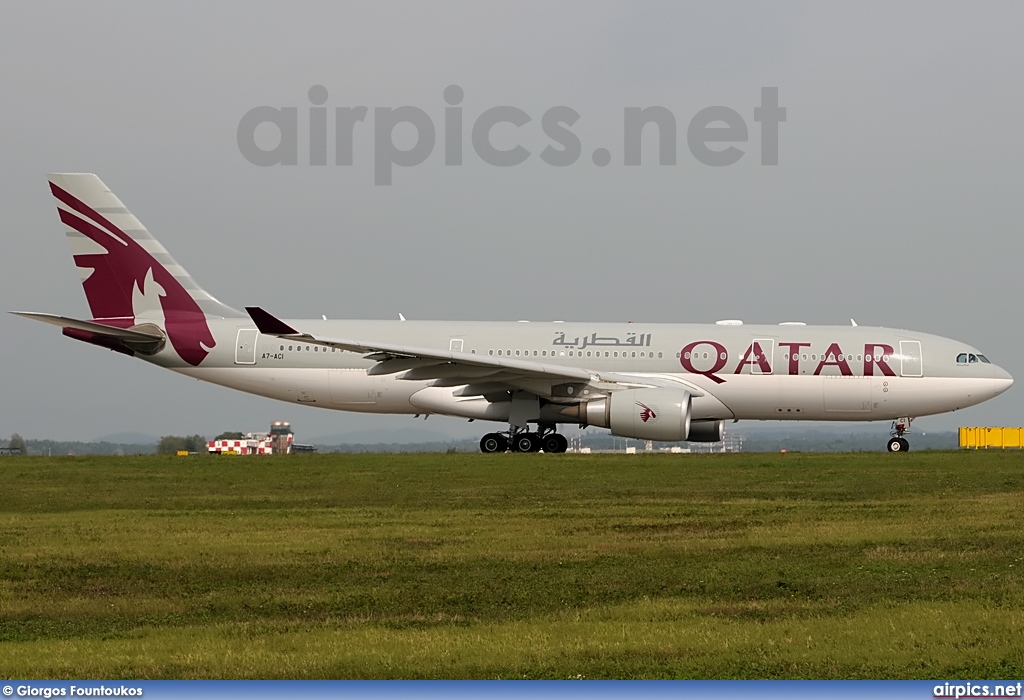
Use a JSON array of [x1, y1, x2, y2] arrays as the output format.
[[959, 427, 1024, 449]]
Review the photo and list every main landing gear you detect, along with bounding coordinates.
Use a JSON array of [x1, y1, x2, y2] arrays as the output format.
[[886, 418, 913, 452], [479, 425, 569, 453]]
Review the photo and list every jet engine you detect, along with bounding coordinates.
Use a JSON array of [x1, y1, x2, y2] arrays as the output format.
[[567, 388, 692, 441], [685, 419, 725, 442]]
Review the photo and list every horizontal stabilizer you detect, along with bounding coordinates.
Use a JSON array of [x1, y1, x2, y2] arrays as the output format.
[[11, 312, 165, 341], [11, 311, 166, 355]]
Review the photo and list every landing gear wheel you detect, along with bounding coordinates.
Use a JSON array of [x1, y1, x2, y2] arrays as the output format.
[[887, 437, 909, 453], [542, 433, 568, 453], [480, 433, 507, 453], [513, 433, 540, 453], [888, 418, 913, 453]]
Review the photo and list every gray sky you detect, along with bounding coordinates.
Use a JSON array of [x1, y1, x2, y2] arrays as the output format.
[[2, 1, 1021, 442]]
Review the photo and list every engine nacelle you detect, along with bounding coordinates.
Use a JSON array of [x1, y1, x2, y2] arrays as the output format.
[[577, 388, 692, 442], [685, 419, 725, 442]]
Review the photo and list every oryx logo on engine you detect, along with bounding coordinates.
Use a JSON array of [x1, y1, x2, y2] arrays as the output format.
[[637, 401, 657, 423]]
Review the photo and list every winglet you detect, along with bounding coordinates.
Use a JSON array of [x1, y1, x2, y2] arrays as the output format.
[[245, 307, 300, 335]]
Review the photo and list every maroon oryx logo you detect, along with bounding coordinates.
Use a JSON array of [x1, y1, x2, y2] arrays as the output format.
[[50, 182, 215, 367], [636, 401, 657, 423]]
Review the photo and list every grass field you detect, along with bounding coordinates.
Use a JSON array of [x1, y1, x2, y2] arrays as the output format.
[[1, 451, 1022, 679]]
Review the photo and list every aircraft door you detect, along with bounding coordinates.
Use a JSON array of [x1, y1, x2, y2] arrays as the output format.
[[450, 338, 464, 353], [234, 329, 258, 365], [751, 338, 775, 375], [900, 341, 923, 377]]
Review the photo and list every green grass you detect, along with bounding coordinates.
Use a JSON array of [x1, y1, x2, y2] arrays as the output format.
[[1, 451, 1022, 678]]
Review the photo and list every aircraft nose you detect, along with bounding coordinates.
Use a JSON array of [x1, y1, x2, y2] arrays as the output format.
[[992, 365, 1013, 395]]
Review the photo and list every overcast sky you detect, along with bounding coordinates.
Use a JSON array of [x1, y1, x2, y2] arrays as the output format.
[[2, 1, 1021, 442]]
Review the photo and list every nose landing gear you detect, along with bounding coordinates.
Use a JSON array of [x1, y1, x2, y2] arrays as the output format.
[[886, 418, 913, 452]]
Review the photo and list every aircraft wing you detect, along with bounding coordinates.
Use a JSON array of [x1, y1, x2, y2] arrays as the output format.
[[245, 307, 704, 399]]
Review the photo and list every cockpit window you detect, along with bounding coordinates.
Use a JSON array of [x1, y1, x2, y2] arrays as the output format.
[[958, 352, 992, 364]]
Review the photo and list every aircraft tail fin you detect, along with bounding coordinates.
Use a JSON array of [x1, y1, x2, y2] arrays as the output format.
[[47, 173, 243, 323]]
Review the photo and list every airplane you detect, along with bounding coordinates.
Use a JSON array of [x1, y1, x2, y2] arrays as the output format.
[[12, 173, 1014, 453]]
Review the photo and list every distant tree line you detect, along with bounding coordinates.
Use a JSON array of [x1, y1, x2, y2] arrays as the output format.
[[41, 440, 155, 456], [4, 433, 28, 455], [157, 435, 208, 455]]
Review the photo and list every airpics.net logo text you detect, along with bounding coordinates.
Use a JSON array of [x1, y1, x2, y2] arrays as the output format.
[[237, 85, 786, 185]]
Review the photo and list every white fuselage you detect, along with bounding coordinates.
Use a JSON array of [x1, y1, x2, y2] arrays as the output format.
[[156, 319, 1012, 426]]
